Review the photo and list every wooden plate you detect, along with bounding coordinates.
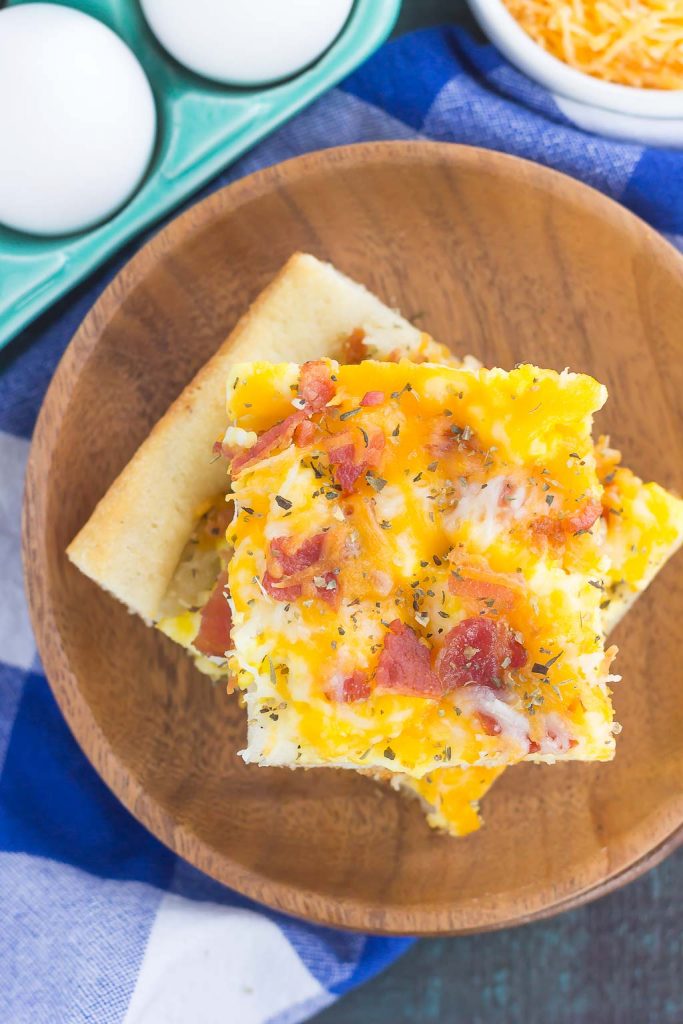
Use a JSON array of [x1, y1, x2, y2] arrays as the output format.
[[23, 142, 683, 935]]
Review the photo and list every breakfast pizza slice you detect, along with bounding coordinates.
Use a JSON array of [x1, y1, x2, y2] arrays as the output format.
[[225, 357, 618, 775], [391, 450, 683, 834]]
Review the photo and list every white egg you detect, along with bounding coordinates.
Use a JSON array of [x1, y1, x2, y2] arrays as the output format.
[[141, 0, 354, 86], [0, 4, 156, 237]]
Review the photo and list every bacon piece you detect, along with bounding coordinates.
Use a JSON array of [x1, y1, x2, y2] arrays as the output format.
[[375, 620, 442, 697], [231, 410, 305, 474], [263, 534, 326, 603], [328, 428, 385, 495], [360, 390, 385, 407], [435, 617, 527, 692], [229, 362, 333, 474], [533, 497, 602, 541], [299, 360, 336, 412], [265, 533, 341, 607], [313, 570, 341, 609], [340, 328, 367, 364], [261, 573, 302, 603], [270, 534, 325, 576], [328, 441, 361, 493], [192, 570, 232, 657], [293, 419, 317, 447], [448, 574, 517, 612], [361, 427, 384, 467], [341, 670, 371, 703], [566, 498, 602, 534]]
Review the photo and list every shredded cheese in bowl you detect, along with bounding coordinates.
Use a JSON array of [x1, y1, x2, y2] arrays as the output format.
[[503, 0, 683, 89]]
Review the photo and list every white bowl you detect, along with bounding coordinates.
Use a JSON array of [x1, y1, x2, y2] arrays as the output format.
[[468, 0, 683, 147]]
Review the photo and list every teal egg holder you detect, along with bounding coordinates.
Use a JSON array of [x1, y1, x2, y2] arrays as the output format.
[[0, 0, 400, 350]]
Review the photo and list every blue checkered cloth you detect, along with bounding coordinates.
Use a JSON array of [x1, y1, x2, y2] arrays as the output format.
[[2, 27, 682, 1024]]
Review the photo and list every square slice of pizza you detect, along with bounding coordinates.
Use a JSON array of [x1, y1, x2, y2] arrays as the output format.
[[226, 357, 618, 775], [392, 446, 683, 834]]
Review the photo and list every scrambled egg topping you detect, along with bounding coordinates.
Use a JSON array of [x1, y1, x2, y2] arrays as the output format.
[[226, 359, 617, 776]]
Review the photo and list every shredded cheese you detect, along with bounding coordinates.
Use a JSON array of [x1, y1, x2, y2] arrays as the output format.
[[504, 0, 683, 89]]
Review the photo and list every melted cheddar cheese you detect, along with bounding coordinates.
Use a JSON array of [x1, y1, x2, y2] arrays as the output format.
[[227, 359, 617, 776]]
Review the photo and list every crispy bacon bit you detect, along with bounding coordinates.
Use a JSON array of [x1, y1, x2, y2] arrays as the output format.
[[293, 419, 317, 447], [340, 327, 367, 364], [328, 441, 362, 493], [229, 362, 334, 474], [566, 498, 602, 534], [328, 428, 385, 495], [231, 411, 305, 474], [314, 570, 340, 605], [262, 573, 302, 602], [342, 670, 371, 703], [299, 360, 336, 412], [360, 390, 385, 407], [435, 617, 527, 692], [192, 570, 232, 657], [270, 534, 325, 576], [264, 533, 341, 607], [448, 574, 517, 612], [375, 620, 442, 697], [528, 739, 541, 754], [533, 497, 602, 541], [362, 429, 384, 467], [477, 712, 502, 736]]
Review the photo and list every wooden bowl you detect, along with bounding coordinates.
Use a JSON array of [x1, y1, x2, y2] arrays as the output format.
[[23, 142, 683, 935]]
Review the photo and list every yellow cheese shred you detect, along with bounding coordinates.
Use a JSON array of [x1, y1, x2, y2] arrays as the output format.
[[503, 0, 683, 89]]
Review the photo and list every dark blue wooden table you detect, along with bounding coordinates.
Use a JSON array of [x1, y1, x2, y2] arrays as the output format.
[[313, 3, 683, 1022]]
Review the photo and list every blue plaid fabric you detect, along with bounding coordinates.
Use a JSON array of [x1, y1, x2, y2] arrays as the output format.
[[1, 27, 682, 1024]]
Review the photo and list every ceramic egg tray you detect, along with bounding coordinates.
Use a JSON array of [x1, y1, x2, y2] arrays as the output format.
[[0, 0, 400, 350]]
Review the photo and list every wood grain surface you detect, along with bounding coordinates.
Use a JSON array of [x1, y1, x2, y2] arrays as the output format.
[[22, 142, 683, 935]]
